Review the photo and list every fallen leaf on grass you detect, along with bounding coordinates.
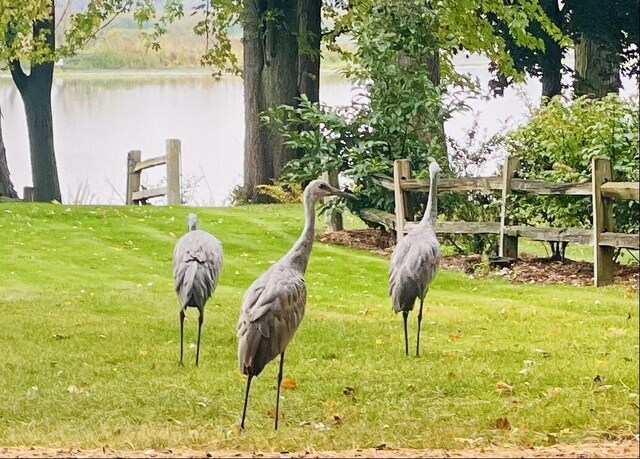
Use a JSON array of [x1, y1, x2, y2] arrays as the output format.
[[545, 387, 562, 398], [495, 417, 511, 430], [448, 334, 462, 341], [266, 410, 285, 420], [343, 386, 356, 396], [497, 380, 514, 394], [534, 348, 552, 358], [67, 385, 88, 396], [282, 377, 297, 390], [608, 327, 627, 336]]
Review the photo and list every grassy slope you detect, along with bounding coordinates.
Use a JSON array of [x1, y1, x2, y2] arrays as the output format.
[[0, 204, 637, 451]]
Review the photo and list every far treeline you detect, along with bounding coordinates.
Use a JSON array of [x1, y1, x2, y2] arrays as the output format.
[[0, 2, 638, 238]]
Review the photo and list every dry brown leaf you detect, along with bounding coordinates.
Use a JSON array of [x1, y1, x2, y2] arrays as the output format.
[[343, 386, 356, 396], [495, 417, 511, 430], [496, 380, 514, 394], [266, 410, 284, 420], [281, 377, 297, 390], [449, 334, 462, 341]]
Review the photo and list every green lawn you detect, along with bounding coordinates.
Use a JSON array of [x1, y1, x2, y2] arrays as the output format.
[[0, 203, 637, 451]]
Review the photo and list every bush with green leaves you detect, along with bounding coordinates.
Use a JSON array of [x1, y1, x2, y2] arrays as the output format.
[[262, 2, 451, 222], [504, 94, 639, 236]]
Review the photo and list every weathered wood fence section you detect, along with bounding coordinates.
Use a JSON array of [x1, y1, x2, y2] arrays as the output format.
[[359, 157, 639, 287], [126, 139, 181, 205]]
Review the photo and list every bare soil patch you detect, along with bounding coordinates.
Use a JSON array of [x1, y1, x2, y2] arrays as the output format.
[[1, 441, 639, 458], [320, 229, 639, 288]]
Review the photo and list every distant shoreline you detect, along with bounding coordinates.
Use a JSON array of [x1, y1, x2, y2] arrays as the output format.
[[0, 66, 348, 82]]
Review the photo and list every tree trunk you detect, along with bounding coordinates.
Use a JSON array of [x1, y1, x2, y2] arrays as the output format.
[[243, 0, 301, 202], [574, 33, 621, 98], [539, 0, 563, 100], [0, 108, 18, 199], [298, 0, 321, 103], [262, 0, 300, 180], [9, 1, 61, 203], [242, 0, 270, 201]]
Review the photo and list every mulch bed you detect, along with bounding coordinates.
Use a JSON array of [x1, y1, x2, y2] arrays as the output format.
[[320, 229, 639, 289]]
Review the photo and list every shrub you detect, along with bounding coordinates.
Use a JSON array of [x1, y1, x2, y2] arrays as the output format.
[[503, 94, 639, 235]]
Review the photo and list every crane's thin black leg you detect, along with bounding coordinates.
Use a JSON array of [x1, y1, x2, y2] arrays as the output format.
[[274, 352, 285, 430], [402, 311, 409, 356], [195, 309, 204, 366], [179, 309, 186, 366], [240, 374, 253, 430], [416, 298, 425, 357]]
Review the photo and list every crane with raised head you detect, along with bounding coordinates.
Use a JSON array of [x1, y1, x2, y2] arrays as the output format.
[[237, 179, 352, 430], [389, 161, 441, 357], [173, 213, 223, 366]]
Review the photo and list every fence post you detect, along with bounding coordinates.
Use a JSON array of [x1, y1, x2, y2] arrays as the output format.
[[393, 159, 412, 242], [126, 150, 141, 205], [166, 139, 181, 206], [592, 157, 614, 287], [499, 156, 520, 258], [322, 170, 343, 232], [23, 186, 34, 202]]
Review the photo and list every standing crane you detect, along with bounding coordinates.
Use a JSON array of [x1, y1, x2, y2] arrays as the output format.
[[173, 213, 223, 366], [389, 161, 441, 357], [237, 180, 352, 430]]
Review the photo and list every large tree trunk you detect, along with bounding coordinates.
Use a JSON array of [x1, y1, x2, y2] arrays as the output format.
[[0, 108, 18, 199], [574, 33, 621, 98], [243, 0, 301, 202], [540, 0, 563, 99], [242, 0, 270, 201], [298, 0, 321, 103], [9, 1, 61, 203]]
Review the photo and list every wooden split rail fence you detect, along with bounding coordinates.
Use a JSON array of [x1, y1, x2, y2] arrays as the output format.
[[126, 139, 181, 205], [359, 157, 639, 287]]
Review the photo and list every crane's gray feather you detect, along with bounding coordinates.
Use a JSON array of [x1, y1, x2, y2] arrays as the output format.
[[173, 229, 223, 310], [389, 224, 440, 312], [237, 263, 307, 377]]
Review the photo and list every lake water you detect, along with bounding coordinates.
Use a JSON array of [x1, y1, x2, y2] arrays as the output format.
[[0, 63, 636, 205]]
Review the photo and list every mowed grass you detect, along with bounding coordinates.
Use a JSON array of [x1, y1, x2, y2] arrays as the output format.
[[0, 203, 637, 451]]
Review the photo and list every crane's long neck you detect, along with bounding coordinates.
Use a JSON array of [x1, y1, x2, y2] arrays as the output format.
[[286, 192, 316, 273], [421, 170, 439, 227]]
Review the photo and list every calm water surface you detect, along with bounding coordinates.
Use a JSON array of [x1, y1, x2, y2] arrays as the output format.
[[0, 66, 635, 205]]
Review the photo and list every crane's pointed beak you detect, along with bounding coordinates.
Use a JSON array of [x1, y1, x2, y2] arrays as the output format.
[[329, 186, 355, 199]]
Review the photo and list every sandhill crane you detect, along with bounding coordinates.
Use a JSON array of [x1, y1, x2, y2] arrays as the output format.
[[389, 162, 441, 357], [173, 213, 223, 366], [237, 180, 352, 430]]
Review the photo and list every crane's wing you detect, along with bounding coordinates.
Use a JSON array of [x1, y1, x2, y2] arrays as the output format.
[[237, 271, 306, 376], [389, 228, 440, 310], [173, 231, 223, 308]]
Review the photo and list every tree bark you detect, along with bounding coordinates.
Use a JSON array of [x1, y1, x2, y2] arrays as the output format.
[[540, 0, 563, 99], [298, 0, 321, 103], [10, 1, 61, 202], [0, 108, 18, 199], [242, 0, 270, 201], [574, 33, 621, 98], [243, 0, 302, 202]]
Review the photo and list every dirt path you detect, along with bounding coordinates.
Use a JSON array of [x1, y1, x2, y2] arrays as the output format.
[[2, 441, 639, 458]]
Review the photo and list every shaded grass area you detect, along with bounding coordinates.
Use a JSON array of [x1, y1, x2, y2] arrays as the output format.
[[0, 204, 637, 451]]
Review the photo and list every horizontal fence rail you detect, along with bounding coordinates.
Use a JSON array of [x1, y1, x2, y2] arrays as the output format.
[[126, 139, 181, 206], [361, 156, 639, 287]]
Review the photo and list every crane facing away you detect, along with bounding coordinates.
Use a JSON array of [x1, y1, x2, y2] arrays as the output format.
[[237, 180, 352, 430], [389, 162, 441, 357], [173, 213, 223, 366]]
